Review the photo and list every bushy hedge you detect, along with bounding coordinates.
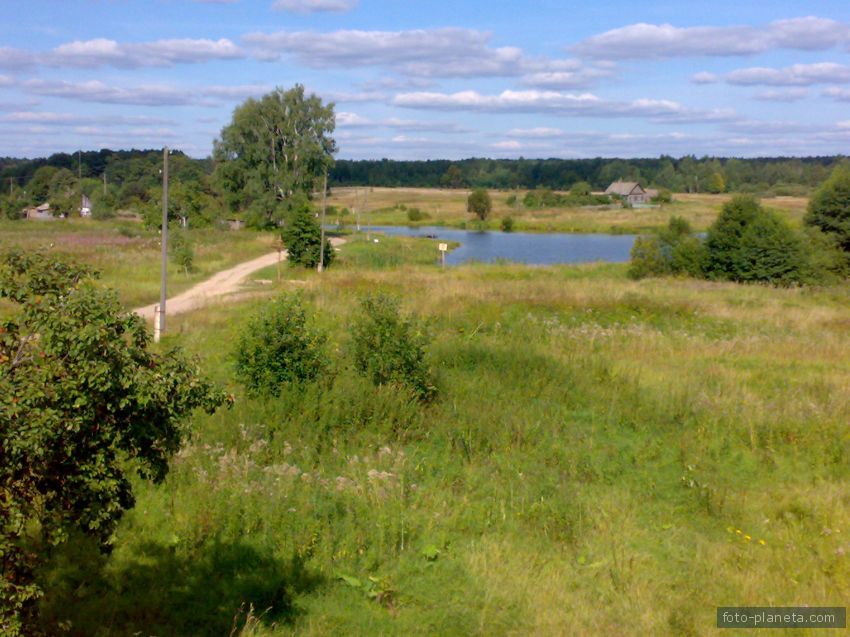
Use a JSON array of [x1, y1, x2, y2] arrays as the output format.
[[628, 217, 703, 279]]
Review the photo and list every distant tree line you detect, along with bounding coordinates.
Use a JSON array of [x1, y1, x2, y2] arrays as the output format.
[[330, 156, 843, 194]]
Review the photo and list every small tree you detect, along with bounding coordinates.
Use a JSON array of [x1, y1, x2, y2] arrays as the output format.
[[234, 293, 328, 396], [169, 231, 195, 274], [805, 165, 850, 252], [281, 203, 334, 269], [0, 251, 227, 634], [352, 294, 435, 401], [629, 217, 704, 279], [570, 181, 592, 197], [467, 188, 492, 221]]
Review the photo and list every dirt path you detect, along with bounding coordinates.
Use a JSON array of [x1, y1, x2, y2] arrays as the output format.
[[134, 237, 345, 320]]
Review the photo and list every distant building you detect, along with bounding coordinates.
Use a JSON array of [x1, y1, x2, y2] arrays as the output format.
[[605, 181, 650, 205], [80, 194, 92, 217], [25, 203, 53, 220]]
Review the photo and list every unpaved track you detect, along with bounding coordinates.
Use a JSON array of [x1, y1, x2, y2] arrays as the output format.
[[133, 237, 344, 320]]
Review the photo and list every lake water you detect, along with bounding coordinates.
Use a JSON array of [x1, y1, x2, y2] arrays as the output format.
[[357, 225, 637, 266]]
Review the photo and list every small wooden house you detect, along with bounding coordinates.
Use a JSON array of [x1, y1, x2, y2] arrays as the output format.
[[26, 203, 53, 220], [605, 181, 650, 205]]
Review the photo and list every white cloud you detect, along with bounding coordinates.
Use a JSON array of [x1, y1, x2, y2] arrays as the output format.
[[336, 111, 470, 133], [753, 88, 808, 102], [244, 28, 605, 80], [823, 86, 850, 101], [691, 72, 718, 84], [726, 62, 850, 86], [24, 79, 271, 106], [573, 16, 850, 59], [393, 89, 736, 124], [0, 111, 173, 126], [50, 38, 243, 68], [506, 127, 565, 137], [272, 0, 357, 12]]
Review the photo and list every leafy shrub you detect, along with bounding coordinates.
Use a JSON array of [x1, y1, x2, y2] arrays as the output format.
[[799, 226, 849, 283], [281, 204, 334, 269], [570, 181, 592, 197], [351, 294, 436, 401], [704, 196, 805, 284], [505, 193, 517, 206], [629, 216, 704, 279], [500, 216, 515, 232], [407, 207, 429, 222], [0, 251, 226, 634], [234, 293, 329, 396]]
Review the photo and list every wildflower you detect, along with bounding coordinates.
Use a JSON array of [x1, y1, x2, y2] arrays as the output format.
[[744, 535, 751, 542], [736, 529, 742, 535], [758, 539, 766, 546]]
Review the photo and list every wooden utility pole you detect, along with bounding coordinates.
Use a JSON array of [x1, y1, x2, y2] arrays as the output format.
[[156, 147, 169, 342], [103, 172, 107, 196], [318, 169, 328, 273]]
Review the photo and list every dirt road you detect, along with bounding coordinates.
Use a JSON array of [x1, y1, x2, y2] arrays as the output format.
[[134, 237, 344, 320]]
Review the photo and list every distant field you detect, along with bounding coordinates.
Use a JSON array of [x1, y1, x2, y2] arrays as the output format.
[[327, 187, 809, 234]]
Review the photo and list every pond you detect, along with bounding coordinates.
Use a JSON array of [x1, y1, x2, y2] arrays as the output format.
[[355, 225, 638, 266]]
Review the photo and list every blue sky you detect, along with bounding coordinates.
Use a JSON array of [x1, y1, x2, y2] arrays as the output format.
[[1, 0, 850, 159]]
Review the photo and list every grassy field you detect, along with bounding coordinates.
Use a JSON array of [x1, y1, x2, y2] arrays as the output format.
[[0, 218, 277, 309], [327, 187, 810, 234], [28, 230, 850, 636]]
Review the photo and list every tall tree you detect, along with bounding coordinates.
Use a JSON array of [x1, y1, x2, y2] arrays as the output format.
[[213, 85, 336, 227], [805, 164, 850, 252]]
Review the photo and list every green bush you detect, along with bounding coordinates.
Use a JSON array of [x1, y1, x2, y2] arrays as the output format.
[[704, 196, 805, 284], [628, 217, 704, 279], [500, 216, 515, 232], [234, 293, 329, 397], [351, 294, 436, 401], [651, 189, 673, 204], [406, 207, 429, 222], [505, 193, 517, 206], [281, 204, 334, 269], [570, 181, 592, 197]]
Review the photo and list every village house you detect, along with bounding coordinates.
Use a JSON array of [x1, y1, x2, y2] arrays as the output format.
[[25, 203, 53, 220], [605, 181, 653, 205]]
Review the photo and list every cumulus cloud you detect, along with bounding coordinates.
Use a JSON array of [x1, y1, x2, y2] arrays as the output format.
[[393, 89, 736, 124], [573, 16, 850, 59], [726, 62, 850, 86], [336, 111, 470, 133], [0, 111, 173, 126], [0, 38, 243, 70], [272, 0, 357, 12], [753, 88, 808, 102], [506, 127, 565, 138], [823, 86, 850, 101], [691, 72, 718, 84], [24, 79, 271, 106], [244, 27, 605, 80]]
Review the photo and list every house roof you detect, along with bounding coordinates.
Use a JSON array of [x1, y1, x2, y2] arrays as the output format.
[[605, 181, 645, 196]]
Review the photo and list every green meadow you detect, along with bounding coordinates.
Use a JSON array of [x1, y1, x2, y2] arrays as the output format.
[[14, 224, 846, 637]]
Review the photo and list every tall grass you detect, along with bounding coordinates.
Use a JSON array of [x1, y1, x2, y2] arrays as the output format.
[[29, 239, 850, 636]]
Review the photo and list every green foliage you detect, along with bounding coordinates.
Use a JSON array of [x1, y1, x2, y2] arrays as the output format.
[[280, 203, 334, 269], [213, 85, 336, 222], [466, 188, 492, 220], [704, 196, 805, 284], [505, 193, 517, 206], [0, 251, 227, 634], [651, 188, 673, 204], [352, 294, 436, 401], [500, 215, 515, 232], [570, 181, 592, 197], [629, 217, 704, 279], [169, 231, 195, 274], [440, 164, 467, 188], [234, 293, 329, 397], [805, 165, 850, 252], [406, 207, 429, 222], [91, 188, 118, 219], [706, 172, 726, 194]]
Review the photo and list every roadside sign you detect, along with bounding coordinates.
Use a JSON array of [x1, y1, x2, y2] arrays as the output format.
[[438, 243, 448, 251]]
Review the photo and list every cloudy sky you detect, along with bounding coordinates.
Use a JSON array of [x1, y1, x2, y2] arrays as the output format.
[[2, 0, 850, 159]]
